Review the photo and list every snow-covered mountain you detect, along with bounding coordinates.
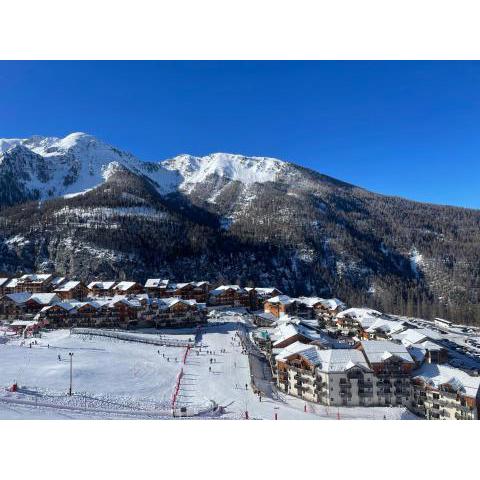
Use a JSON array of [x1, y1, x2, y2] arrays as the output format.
[[0, 133, 299, 205], [1, 132, 480, 324], [0, 133, 181, 203]]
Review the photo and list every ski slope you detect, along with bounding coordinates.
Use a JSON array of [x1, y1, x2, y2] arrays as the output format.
[[0, 320, 418, 420]]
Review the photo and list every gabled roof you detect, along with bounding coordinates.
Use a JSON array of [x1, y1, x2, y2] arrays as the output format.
[[278, 344, 371, 373], [18, 273, 53, 283], [29, 293, 60, 305], [210, 285, 245, 295], [54, 280, 82, 292], [0, 278, 10, 287], [413, 363, 480, 398], [156, 297, 196, 310], [320, 298, 346, 310], [316, 349, 371, 373], [42, 302, 76, 313], [5, 292, 32, 304], [296, 296, 324, 308], [267, 295, 295, 305], [145, 278, 169, 288], [360, 340, 414, 365], [366, 318, 406, 336], [87, 281, 116, 290], [114, 281, 139, 291]]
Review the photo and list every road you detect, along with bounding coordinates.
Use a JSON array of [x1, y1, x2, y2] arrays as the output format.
[[237, 326, 276, 399]]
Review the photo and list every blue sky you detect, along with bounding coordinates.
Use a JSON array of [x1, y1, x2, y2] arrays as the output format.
[[0, 61, 479, 208]]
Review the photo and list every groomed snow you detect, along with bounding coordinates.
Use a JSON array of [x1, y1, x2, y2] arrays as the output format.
[[0, 317, 418, 420]]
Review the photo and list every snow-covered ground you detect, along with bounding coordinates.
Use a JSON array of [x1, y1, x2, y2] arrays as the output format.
[[0, 320, 418, 420]]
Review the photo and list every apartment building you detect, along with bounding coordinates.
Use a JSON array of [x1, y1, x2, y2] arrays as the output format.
[[276, 344, 375, 406], [411, 363, 480, 420], [358, 340, 415, 406]]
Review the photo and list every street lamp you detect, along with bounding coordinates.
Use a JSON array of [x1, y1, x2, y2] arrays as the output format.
[[68, 352, 74, 396]]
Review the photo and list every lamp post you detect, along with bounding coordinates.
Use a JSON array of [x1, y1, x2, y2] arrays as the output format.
[[68, 352, 74, 396]]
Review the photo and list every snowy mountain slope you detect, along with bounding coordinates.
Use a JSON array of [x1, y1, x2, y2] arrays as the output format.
[[1, 132, 480, 324], [162, 153, 288, 192], [0, 133, 179, 204]]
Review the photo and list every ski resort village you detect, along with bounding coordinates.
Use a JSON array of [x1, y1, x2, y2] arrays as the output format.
[[1, 273, 480, 420]]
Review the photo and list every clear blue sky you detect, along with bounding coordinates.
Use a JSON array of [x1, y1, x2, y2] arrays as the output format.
[[1, 61, 479, 208]]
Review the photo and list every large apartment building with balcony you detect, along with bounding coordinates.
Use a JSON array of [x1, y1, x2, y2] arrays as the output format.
[[276, 343, 376, 406], [410, 363, 480, 420], [358, 340, 416, 407]]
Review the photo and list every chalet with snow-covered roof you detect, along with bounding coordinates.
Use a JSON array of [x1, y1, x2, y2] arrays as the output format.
[[11, 273, 54, 293], [147, 298, 206, 328], [54, 280, 88, 300], [410, 364, 480, 420], [144, 278, 170, 297], [112, 281, 144, 296], [0, 292, 60, 318], [87, 281, 116, 297], [264, 295, 296, 318], [245, 287, 282, 309], [334, 308, 384, 335], [38, 302, 78, 327], [163, 281, 211, 302], [208, 285, 252, 308]]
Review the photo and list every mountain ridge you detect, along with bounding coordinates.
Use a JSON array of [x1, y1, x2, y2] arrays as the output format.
[[1, 132, 480, 324]]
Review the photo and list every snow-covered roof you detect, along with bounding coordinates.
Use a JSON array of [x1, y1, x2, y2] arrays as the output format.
[[87, 281, 116, 290], [54, 280, 81, 292], [316, 349, 371, 373], [41, 301, 77, 313], [266, 295, 294, 305], [366, 318, 406, 336], [335, 308, 385, 329], [50, 276, 67, 287], [145, 278, 169, 288], [413, 364, 480, 398], [29, 293, 60, 305], [5, 292, 31, 304], [320, 298, 346, 310], [336, 307, 383, 319], [275, 341, 320, 362], [0, 278, 9, 287], [114, 281, 139, 291], [296, 296, 324, 308], [278, 344, 371, 373], [271, 321, 330, 347], [361, 340, 414, 365], [18, 273, 52, 283], [210, 285, 244, 296], [5, 278, 19, 288], [157, 297, 197, 310]]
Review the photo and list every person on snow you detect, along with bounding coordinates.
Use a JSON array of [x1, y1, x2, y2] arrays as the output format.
[[58, 354, 61, 361]]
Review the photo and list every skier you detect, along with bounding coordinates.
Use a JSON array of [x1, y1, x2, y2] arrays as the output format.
[[245, 383, 248, 390], [209, 366, 211, 373], [210, 358, 213, 364], [157, 349, 160, 354], [58, 354, 61, 361]]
